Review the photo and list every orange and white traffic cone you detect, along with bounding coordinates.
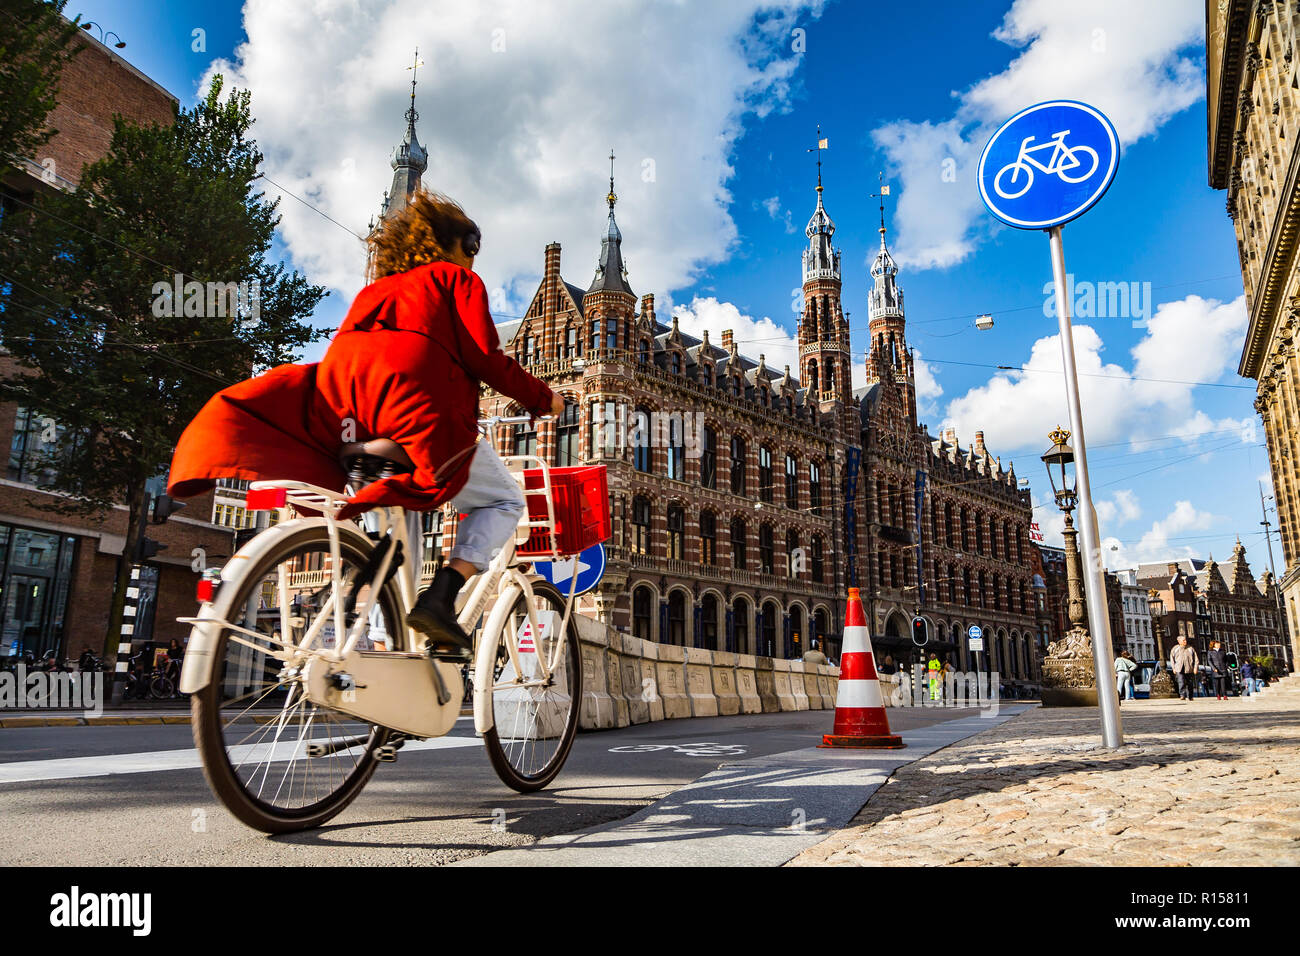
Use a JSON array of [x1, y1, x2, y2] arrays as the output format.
[[820, 587, 904, 749]]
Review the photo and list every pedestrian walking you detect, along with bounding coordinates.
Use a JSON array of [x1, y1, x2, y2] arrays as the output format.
[[1240, 657, 1254, 697], [926, 652, 942, 702], [1115, 651, 1137, 703], [1170, 635, 1199, 702], [1207, 641, 1229, 700]]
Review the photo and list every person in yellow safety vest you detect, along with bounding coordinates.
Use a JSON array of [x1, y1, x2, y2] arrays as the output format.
[[927, 653, 943, 702]]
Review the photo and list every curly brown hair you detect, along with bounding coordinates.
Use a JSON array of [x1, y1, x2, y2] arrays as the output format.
[[367, 190, 480, 280]]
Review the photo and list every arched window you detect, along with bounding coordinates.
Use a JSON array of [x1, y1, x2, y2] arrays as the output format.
[[760, 602, 778, 657], [554, 400, 579, 466], [759, 446, 773, 503], [667, 590, 687, 645], [511, 419, 536, 457], [632, 586, 653, 640], [811, 536, 824, 583], [701, 593, 719, 650], [786, 529, 799, 577], [814, 608, 829, 648], [734, 599, 751, 655], [807, 364, 818, 393], [700, 427, 717, 489], [633, 407, 652, 473], [632, 495, 651, 554], [759, 524, 774, 575], [730, 516, 746, 569], [785, 454, 798, 509], [700, 511, 717, 565], [667, 504, 684, 560], [790, 605, 804, 655], [809, 461, 822, 515], [730, 436, 746, 495], [665, 415, 684, 481]]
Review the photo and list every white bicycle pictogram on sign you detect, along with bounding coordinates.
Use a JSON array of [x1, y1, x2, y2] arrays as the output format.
[[993, 129, 1100, 200], [608, 742, 749, 756]]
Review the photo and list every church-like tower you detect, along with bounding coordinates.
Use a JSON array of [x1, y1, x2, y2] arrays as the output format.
[[797, 136, 850, 408], [865, 180, 916, 420], [583, 150, 636, 356], [366, 51, 429, 279]]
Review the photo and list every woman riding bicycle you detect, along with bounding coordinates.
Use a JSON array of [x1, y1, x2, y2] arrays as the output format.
[[168, 190, 562, 661]]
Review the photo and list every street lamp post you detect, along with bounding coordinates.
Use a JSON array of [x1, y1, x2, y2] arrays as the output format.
[[1039, 427, 1123, 740], [1147, 593, 1177, 698]]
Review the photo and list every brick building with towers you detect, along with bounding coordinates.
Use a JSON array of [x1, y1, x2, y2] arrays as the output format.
[[371, 80, 1039, 675]]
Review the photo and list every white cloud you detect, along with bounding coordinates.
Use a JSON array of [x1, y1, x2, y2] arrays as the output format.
[[872, 0, 1203, 269], [206, 0, 825, 305], [1096, 488, 1140, 527], [942, 294, 1249, 458], [672, 296, 798, 375]]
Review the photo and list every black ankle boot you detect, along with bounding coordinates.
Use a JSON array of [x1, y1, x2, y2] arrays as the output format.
[[407, 566, 472, 661]]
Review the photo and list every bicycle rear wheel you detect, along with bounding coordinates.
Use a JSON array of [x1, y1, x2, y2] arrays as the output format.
[[481, 581, 582, 792], [190, 522, 407, 833]]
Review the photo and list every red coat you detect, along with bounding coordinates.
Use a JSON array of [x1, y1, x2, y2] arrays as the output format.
[[168, 262, 553, 519]]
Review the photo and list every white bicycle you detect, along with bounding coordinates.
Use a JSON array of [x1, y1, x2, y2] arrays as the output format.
[[993, 129, 1100, 200], [179, 415, 601, 833]]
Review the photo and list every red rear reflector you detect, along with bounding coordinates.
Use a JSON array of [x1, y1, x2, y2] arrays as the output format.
[[246, 488, 287, 510], [196, 579, 216, 602]]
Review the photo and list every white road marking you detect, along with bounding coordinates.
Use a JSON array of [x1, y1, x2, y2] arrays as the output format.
[[0, 735, 480, 784]]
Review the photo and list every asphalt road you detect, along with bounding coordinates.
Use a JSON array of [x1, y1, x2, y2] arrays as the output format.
[[0, 706, 985, 866]]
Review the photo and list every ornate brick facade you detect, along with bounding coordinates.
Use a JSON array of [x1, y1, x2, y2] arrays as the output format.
[[1207, 0, 1299, 669]]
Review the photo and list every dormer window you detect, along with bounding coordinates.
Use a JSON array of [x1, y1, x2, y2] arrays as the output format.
[[671, 353, 681, 375], [639, 339, 650, 364], [524, 334, 536, 365], [565, 326, 578, 358]]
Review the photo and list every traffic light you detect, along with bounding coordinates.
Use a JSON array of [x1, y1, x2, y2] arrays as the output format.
[[134, 491, 168, 564], [151, 493, 186, 523], [911, 616, 929, 646]]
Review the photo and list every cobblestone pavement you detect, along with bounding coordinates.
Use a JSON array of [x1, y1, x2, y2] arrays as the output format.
[[789, 678, 1300, 866]]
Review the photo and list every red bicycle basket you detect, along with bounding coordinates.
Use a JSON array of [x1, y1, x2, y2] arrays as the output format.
[[518, 464, 610, 556]]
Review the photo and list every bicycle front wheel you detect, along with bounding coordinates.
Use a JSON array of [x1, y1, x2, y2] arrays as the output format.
[[481, 581, 582, 792], [190, 521, 408, 833]]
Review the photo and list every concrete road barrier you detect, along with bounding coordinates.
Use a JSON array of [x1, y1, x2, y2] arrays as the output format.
[[568, 617, 861, 731]]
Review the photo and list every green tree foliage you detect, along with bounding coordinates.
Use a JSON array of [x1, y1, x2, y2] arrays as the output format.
[[0, 75, 330, 654], [0, 0, 82, 175]]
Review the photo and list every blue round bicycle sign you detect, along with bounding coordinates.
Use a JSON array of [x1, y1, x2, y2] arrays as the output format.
[[978, 100, 1119, 230]]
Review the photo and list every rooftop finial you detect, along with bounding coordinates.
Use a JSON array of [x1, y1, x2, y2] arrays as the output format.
[[869, 171, 890, 237], [405, 47, 424, 130], [807, 126, 828, 194], [607, 148, 617, 211]]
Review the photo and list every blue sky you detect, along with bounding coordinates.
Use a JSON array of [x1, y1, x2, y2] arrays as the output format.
[[65, 0, 1279, 577]]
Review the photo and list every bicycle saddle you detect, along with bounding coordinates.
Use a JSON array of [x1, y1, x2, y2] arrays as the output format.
[[338, 438, 415, 472]]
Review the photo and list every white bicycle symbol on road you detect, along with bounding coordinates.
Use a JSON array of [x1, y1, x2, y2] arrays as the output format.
[[993, 129, 1100, 200], [609, 742, 749, 757]]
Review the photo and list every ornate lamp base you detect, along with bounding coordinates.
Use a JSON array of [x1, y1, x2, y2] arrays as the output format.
[[1040, 627, 1098, 707]]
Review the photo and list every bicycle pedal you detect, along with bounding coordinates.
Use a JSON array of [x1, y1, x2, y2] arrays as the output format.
[[374, 745, 399, 763]]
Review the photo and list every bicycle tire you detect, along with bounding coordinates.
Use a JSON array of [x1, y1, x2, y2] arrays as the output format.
[[150, 676, 174, 699], [190, 521, 407, 834], [481, 580, 582, 792]]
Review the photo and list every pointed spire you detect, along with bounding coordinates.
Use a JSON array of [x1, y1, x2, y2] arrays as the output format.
[[376, 49, 428, 226], [589, 148, 635, 296], [868, 172, 904, 323], [802, 129, 839, 283]]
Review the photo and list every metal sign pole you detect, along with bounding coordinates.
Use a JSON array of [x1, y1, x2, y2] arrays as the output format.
[[1047, 225, 1123, 747]]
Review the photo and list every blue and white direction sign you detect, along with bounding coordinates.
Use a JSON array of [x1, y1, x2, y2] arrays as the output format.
[[967, 624, 984, 652], [978, 100, 1119, 230], [531, 542, 606, 596]]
